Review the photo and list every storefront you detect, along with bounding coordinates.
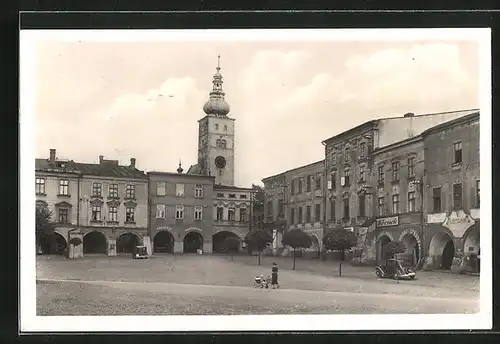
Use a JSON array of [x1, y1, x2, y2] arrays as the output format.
[[361, 213, 423, 266], [424, 210, 479, 273]]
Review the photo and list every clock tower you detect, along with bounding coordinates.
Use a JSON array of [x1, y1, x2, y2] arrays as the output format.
[[196, 55, 235, 186]]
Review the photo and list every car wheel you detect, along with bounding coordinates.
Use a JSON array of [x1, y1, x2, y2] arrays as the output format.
[[376, 269, 382, 278], [410, 276, 416, 280]]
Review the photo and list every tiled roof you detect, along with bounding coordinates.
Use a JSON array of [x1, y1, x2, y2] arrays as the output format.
[[35, 158, 147, 179], [75, 162, 147, 179], [214, 184, 254, 191]]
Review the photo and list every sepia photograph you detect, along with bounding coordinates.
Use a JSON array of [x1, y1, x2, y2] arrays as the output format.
[[20, 28, 491, 332]]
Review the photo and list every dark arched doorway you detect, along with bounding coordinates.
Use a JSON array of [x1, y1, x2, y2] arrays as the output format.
[[83, 231, 108, 254], [184, 232, 203, 253], [429, 231, 455, 270], [442, 240, 455, 270], [117, 233, 141, 254], [39, 232, 67, 255], [212, 231, 239, 253], [376, 235, 392, 264], [153, 231, 174, 253], [401, 234, 420, 267]]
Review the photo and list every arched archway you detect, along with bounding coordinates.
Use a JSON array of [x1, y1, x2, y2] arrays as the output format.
[[184, 232, 203, 253], [83, 231, 108, 254], [116, 233, 141, 254], [376, 235, 392, 264], [464, 225, 480, 272], [309, 234, 320, 258], [39, 232, 67, 255], [153, 231, 175, 254], [401, 233, 420, 267], [212, 231, 239, 253], [429, 231, 455, 270]]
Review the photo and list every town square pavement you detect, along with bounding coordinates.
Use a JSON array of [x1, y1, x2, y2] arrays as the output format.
[[36, 254, 480, 315]]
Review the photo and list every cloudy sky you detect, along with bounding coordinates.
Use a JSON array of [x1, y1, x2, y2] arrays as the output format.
[[33, 31, 480, 187]]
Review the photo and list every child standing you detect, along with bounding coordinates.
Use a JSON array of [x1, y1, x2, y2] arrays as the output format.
[[271, 262, 279, 288]]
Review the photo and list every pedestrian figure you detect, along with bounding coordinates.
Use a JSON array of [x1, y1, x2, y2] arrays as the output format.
[[271, 262, 279, 289]]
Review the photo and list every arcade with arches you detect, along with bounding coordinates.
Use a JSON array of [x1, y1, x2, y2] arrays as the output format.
[[184, 231, 204, 253], [116, 232, 141, 254], [153, 231, 175, 254], [428, 231, 455, 270], [212, 231, 240, 253], [83, 231, 108, 254]]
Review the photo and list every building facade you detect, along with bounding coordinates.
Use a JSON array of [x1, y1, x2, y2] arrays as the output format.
[[422, 112, 480, 273], [321, 109, 480, 267], [36, 149, 149, 258], [35, 149, 81, 255], [212, 185, 253, 251], [262, 160, 325, 257], [360, 136, 425, 266], [148, 167, 215, 254]]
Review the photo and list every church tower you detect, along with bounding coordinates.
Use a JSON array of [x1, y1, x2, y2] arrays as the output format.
[[196, 55, 235, 186]]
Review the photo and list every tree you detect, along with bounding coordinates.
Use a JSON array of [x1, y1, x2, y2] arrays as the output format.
[[251, 184, 264, 209], [323, 229, 357, 276], [384, 240, 407, 260], [223, 236, 241, 261], [244, 229, 273, 266], [35, 205, 55, 254], [282, 229, 312, 270]]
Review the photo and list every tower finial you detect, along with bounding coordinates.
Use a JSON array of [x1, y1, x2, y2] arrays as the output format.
[[217, 54, 221, 71], [177, 159, 183, 174]]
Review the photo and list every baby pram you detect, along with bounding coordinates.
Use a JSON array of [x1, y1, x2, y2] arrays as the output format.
[[254, 275, 270, 289]]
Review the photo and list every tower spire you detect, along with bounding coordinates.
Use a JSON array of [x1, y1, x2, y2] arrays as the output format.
[[202, 54, 230, 117]]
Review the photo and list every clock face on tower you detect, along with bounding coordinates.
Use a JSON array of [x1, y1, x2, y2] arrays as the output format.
[[215, 156, 226, 169]]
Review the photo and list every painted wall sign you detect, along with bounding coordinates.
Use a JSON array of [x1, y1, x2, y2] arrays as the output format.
[[157, 225, 172, 231], [376, 216, 399, 228], [442, 210, 475, 238], [185, 227, 202, 233]]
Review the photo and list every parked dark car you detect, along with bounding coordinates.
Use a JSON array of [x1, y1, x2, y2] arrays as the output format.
[[376, 258, 416, 280], [132, 245, 148, 259]]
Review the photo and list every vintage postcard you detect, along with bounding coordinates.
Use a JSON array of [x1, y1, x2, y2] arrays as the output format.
[[20, 28, 492, 332]]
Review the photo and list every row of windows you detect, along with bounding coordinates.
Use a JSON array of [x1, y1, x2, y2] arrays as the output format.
[[214, 123, 228, 131], [155, 204, 204, 220], [285, 182, 479, 224], [216, 206, 248, 222], [156, 182, 204, 198], [216, 192, 248, 199], [35, 178, 138, 199], [290, 175, 322, 195], [90, 205, 136, 223], [430, 181, 480, 213], [154, 204, 249, 222], [329, 141, 369, 166]]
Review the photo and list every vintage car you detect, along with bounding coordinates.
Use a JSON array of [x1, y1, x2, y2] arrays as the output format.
[[132, 245, 148, 259], [375, 258, 416, 280]]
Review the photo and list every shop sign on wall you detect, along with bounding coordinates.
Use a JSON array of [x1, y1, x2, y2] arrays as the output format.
[[376, 216, 399, 228]]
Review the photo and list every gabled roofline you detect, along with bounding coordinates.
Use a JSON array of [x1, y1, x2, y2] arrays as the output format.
[[421, 111, 480, 137], [321, 120, 378, 145], [372, 134, 423, 156], [262, 159, 324, 183], [147, 171, 216, 179]]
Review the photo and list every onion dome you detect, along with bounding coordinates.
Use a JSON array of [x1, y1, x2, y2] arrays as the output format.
[[203, 55, 230, 117], [177, 160, 183, 174]]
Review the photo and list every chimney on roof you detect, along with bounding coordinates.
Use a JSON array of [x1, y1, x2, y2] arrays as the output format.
[[49, 149, 56, 162], [130, 158, 136, 169], [404, 112, 415, 118], [99, 155, 104, 164]]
